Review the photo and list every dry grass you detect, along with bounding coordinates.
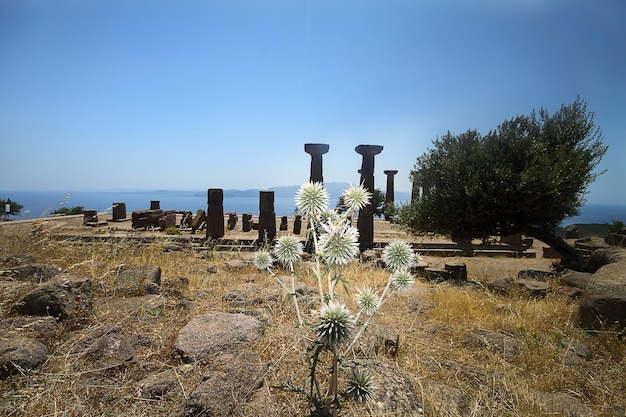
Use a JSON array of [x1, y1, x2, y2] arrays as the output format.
[[0, 220, 624, 416]]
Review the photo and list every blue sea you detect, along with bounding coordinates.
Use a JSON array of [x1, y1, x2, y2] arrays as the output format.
[[2, 190, 625, 225]]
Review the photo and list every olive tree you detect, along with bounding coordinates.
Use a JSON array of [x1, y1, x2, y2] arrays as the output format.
[[401, 97, 607, 269]]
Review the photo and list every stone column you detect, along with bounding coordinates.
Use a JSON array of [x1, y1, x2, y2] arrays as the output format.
[[383, 170, 398, 220], [258, 191, 276, 243], [304, 143, 330, 183], [355, 144, 383, 250], [206, 189, 225, 239], [112, 202, 127, 221]]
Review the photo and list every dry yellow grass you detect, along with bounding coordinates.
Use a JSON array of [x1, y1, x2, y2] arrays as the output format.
[[0, 220, 624, 416]]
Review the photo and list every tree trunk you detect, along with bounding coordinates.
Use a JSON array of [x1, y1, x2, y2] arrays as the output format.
[[517, 225, 591, 272]]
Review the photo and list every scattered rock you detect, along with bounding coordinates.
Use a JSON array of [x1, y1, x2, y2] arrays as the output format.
[[175, 312, 263, 363], [463, 329, 523, 360], [367, 361, 424, 416], [578, 261, 626, 331], [0, 263, 64, 282], [560, 270, 592, 289], [137, 369, 180, 399], [484, 276, 514, 295], [77, 326, 135, 370], [206, 264, 218, 273], [179, 351, 267, 417], [13, 273, 92, 322], [224, 259, 246, 270], [0, 337, 47, 378], [533, 391, 593, 417], [517, 279, 550, 297], [0, 316, 60, 341], [518, 270, 556, 280], [113, 265, 161, 297], [163, 242, 183, 252], [587, 248, 626, 271]]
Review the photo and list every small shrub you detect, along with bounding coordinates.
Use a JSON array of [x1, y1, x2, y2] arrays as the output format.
[[164, 226, 181, 235]]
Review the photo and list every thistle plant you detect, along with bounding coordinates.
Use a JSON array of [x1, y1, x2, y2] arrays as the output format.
[[253, 182, 419, 416]]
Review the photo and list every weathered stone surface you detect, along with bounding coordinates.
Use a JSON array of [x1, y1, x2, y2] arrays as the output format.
[[163, 242, 183, 252], [518, 269, 556, 280], [366, 361, 424, 417], [13, 273, 92, 322], [484, 276, 514, 295], [175, 312, 263, 363], [0, 316, 60, 341], [179, 351, 267, 417], [533, 391, 593, 417], [78, 326, 135, 370], [560, 270, 592, 289], [137, 369, 179, 399], [224, 259, 246, 270], [0, 337, 47, 378], [0, 263, 63, 282], [463, 329, 523, 360], [113, 265, 161, 297], [578, 261, 626, 331], [517, 279, 550, 297], [587, 248, 626, 271]]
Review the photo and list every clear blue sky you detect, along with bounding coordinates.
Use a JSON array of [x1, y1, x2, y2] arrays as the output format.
[[1, 0, 625, 205]]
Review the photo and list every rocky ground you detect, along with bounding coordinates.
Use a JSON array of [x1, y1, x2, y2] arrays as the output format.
[[0, 217, 624, 416]]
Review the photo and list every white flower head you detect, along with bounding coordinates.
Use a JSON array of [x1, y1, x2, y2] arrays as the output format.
[[415, 252, 424, 265], [382, 240, 416, 271], [317, 220, 360, 266], [391, 270, 415, 291], [273, 235, 303, 267], [356, 286, 380, 316], [314, 301, 355, 348], [317, 208, 341, 229], [342, 184, 372, 214], [252, 251, 274, 271], [295, 182, 329, 218]]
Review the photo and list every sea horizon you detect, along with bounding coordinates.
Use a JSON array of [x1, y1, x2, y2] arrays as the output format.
[[2, 189, 625, 226]]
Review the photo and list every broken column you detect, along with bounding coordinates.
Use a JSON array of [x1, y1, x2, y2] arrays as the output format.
[[258, 191, 276, 243], [206, 189, 225, 239], [242, 212, 252, 232], [304, 143, 330, 183], [383, 170, 398, 220], [112, 202, 127, 221], [355, 144, 383, 250]]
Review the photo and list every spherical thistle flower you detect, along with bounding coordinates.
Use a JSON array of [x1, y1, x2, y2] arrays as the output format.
[[314, 301, 355, 349], [295, 182, 329, 218], [342, 184, 372, 214], [391, 270, 415, 291], [317, 208, 341, 230], [356, 286, 380, 316], [252, 251, 274, 271], [345, 370, 375, 403], [415, 252, 424, 265], [317, 221, 360, 266], [273, 235, 303, 267], [382, 240, 416, 272]]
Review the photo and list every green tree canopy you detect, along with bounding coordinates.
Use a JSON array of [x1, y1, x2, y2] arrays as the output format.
[[401, 97, 607, 268], [336, 188, 386, 217], [1, 198, 24, 217]]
